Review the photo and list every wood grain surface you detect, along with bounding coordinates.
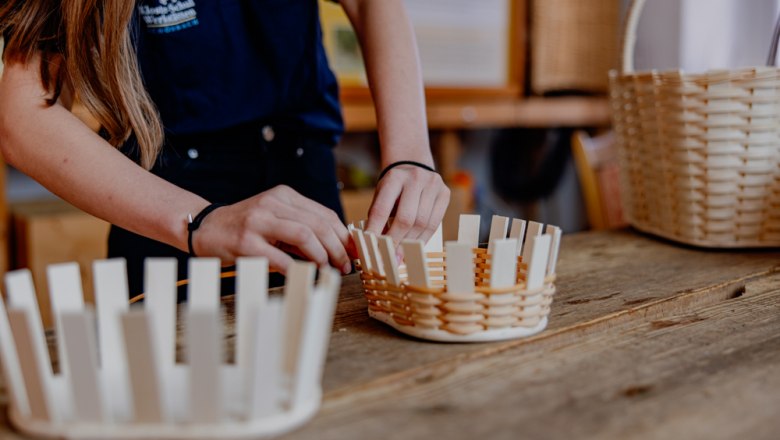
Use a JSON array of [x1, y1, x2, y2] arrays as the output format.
[[0, 229, 778, 439]]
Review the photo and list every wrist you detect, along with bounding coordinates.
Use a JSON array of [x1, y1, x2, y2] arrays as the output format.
[[187, 203, 227, 256]]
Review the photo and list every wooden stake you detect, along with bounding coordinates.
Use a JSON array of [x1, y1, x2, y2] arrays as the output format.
[[457, 214, 481, 247], [122, 310, 168, 423], [61, 309, 106, 423], [509, 219, 528, 256], [446, 242, 475, 293], [401, 241, 431, 288], [490, 239, 519, 288], [526, 235, 553, 290], [487, 215, 510, 254]]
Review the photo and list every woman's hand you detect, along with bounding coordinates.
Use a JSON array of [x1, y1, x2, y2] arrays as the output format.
[[365, 165, 450, 245], [192, 185, 352, 275]]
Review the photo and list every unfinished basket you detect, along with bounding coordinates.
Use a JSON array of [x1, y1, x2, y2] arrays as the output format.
[[609, 0, 780, 247], [0, 258, 340, 439], [350, 215, 562, 342]]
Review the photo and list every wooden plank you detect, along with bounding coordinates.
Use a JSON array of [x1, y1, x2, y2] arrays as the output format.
[[93, 259, 131, 420], [143, 259, 177, 370], [457, 215, 480, 247], [60, 309, 105, 423], [6, 309, 55, 421], [489, 239, 518, 288], [249, 297, 285, 418], [521, 221, 544, 262], [508, 219, 527, 256], [123, 310, 167, 423], [445, 242, 475, 294], [236, 257, 268, 398], [0, 289, 28, 416], [187, 258, 220, 311], [487, 215, 509, 254], [377, 236, 401, 286], [285, 273, 780, 440], [282, 262, 316, 378], [525, 235, 552, 290], [187, 309, 222, 423], [401, 241, 430, 288], [46, 262, 85, 392]]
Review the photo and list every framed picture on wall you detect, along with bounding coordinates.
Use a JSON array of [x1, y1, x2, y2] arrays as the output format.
[[320, 0, 526, 101]]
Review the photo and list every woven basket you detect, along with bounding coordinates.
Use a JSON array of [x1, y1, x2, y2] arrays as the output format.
[[350, 215, 562, 342], [531, 0, 620, 94], [609, 0, 780, 247]]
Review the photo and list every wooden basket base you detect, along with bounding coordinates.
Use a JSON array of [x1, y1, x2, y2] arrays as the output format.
[[369, 310, 548, 343], [9, 385, 321, 440]]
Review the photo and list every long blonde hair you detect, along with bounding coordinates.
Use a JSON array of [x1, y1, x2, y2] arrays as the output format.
[[0, 0, 163, 169]]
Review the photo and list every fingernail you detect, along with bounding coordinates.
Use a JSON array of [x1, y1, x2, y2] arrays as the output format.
[[342, 262, 352, 275]]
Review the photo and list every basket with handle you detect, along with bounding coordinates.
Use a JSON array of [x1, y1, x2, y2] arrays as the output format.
[[609, 0, 780, 247], [349, 214, 563, 342]]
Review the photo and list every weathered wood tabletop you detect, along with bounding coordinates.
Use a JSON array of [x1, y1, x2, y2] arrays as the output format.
[[1, 229, 779, 439]]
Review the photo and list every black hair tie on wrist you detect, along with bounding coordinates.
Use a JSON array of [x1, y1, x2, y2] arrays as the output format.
[[187, 203, 227, 257], [378, 160, 436, 181]]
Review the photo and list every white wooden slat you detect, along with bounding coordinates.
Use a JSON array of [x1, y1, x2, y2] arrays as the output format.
[[47, 262, 85, 390], [351, 229, 374, 274], [490, 239, 519, 289], [521, 221, 544, 263], [545, 225, 563, 276], [509, 219, 528, 256], [187, 258, 221, 311], [423, 223, 444, 254], [457, 214, 481, 247], [292, 268, 340, 407], [187, 309, 223, 423], [401, 240, 431, 288], [365, 233, 385, 277], [526, 235, 553, 290], [144, 258, 177, 369], [250, 297, 284, 417], [377, 236, 401, 286], [5, 270, 55, 421], [487, 215, 510, 254], [445, 242, 475, 294], [61, 309, 106, 423], [93, 259, 131, 420], [7, 308, 56, 421], [0, 291, 29, 416], [282, 262, 316, 378], [236, 257, 268, 395], [93, 259, 129, 373], [123, 310, 167, 423]]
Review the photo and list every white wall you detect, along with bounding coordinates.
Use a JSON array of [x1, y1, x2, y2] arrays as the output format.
[[625, 0, 780, 72]]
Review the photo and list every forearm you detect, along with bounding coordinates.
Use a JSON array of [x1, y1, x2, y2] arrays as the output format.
[[341, 0, 433, 168], [0, 62, 208, 252]]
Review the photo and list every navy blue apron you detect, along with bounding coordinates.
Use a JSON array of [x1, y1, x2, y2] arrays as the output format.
[[109, 0, 345, 296]]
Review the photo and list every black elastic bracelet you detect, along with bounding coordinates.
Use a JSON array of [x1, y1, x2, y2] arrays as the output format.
[[187, 203, 227, 257], [378, 160, 436, 181]]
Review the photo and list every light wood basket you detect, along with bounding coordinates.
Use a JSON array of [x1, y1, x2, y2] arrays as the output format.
[[609, 0, 780, 248], [350, 215, 562, 342]]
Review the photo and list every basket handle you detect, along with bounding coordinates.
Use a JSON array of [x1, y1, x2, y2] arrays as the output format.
[[621, 0, 780, 73]]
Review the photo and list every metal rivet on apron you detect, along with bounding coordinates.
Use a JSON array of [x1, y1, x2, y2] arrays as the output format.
[[296, 147, 304, 158], [262, 125, 275, 142], [187, 148, 199, 159]]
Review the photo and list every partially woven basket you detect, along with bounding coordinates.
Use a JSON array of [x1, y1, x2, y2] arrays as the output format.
[[609, 0, 780, 247], [350, 215, 562, 342]]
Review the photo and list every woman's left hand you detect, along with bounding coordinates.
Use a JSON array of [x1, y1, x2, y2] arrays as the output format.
[[364, 164, 450, 245]]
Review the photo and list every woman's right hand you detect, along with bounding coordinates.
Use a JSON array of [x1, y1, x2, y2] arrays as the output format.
[[192, 185, 352, 275]]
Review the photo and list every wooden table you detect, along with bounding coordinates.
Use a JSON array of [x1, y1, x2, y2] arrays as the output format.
[[1, 229, 779, 439]]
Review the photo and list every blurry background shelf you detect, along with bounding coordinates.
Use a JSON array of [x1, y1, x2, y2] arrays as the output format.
[[342, 96, 612, 132]]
